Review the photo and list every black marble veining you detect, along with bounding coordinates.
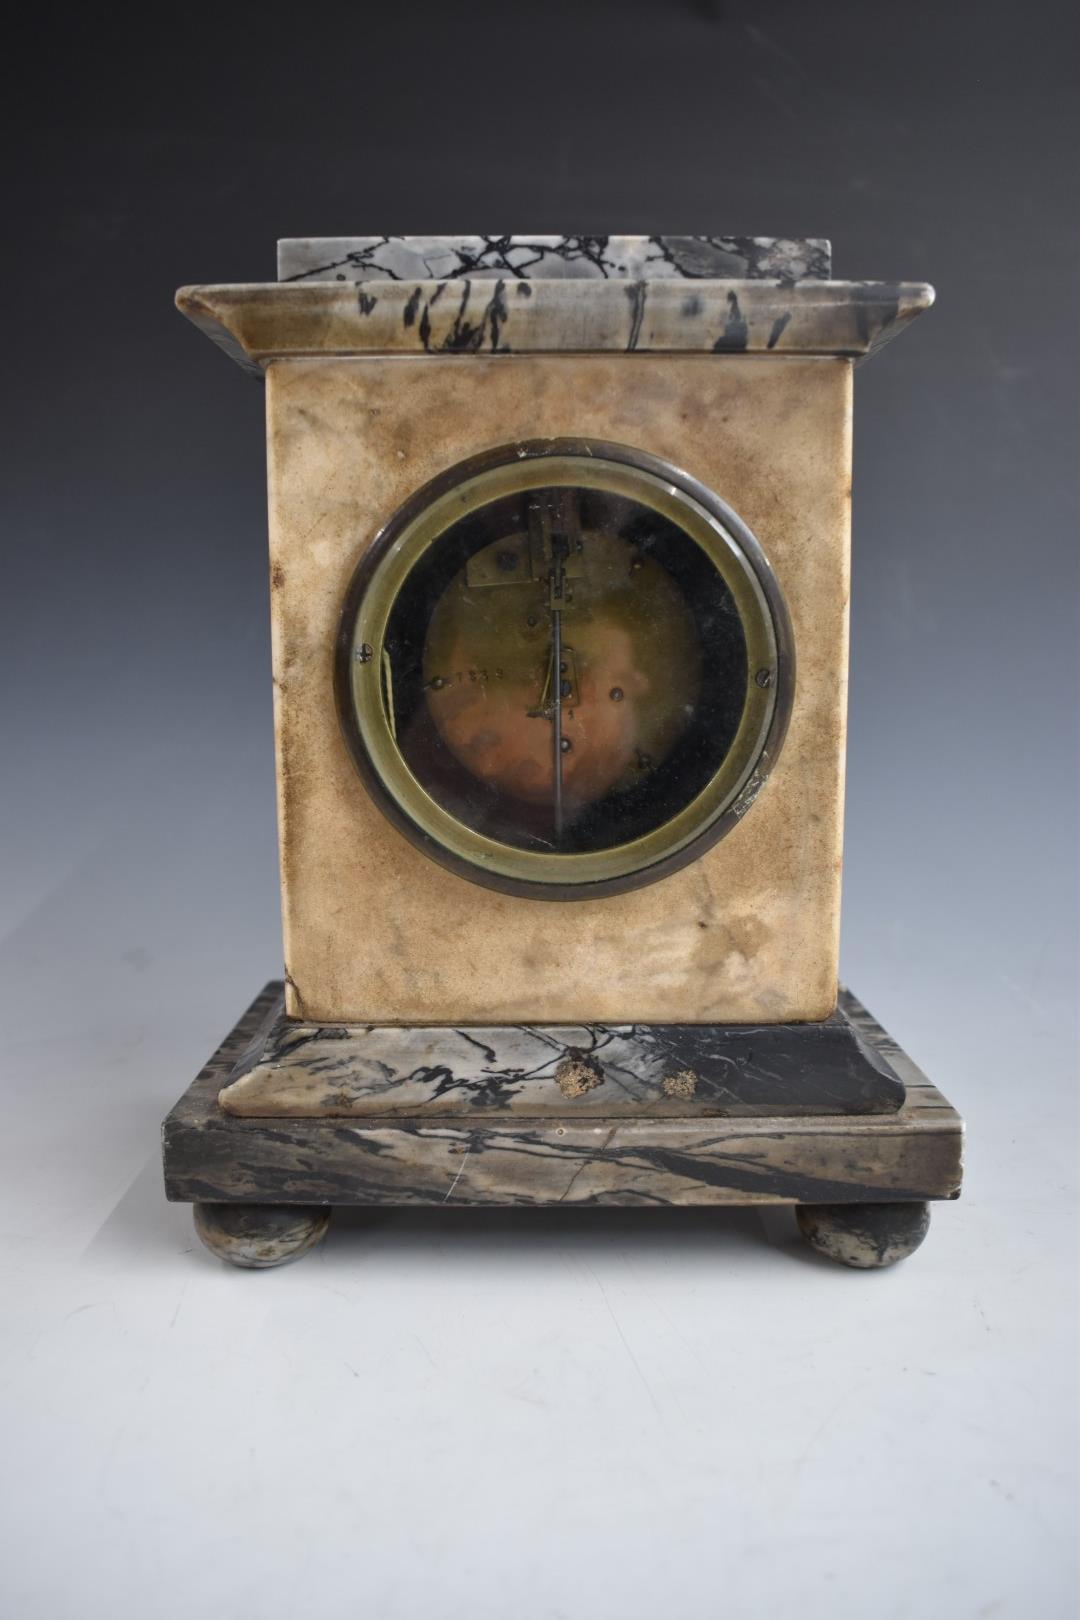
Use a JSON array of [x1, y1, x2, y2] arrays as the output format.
[[162, 985, 963, 1210], [277, 234, 832, 285]]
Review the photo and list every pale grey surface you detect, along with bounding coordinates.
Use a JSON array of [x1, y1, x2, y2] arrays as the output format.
[[2, 0, 1077, 1616], [277, 233, 832, 281]]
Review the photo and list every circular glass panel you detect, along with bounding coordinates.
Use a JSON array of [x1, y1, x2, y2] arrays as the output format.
[[337, 441, 793, 899]]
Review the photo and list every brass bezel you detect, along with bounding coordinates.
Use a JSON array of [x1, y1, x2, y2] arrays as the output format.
[[336, 440, 794, 900]]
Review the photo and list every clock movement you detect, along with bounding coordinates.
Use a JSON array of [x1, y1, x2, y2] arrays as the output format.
[[162, 235, 963, 1269], [339, 438, 791, 897]]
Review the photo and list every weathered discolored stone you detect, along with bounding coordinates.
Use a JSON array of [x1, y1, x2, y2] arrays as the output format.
[[662, 1070, 699, 1101], [257, 353, 854, 1027], [554, 1051, 606, 1099]]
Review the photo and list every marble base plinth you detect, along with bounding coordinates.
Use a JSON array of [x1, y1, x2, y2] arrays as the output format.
[[216, 994, 905, 1120], [163, 986, 963, 1268]]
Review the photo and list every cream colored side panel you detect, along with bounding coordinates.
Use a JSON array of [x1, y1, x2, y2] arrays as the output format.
[[266, 354, 851, 1024]]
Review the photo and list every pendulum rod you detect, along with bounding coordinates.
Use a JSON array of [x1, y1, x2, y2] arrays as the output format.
[[528, 490, 581, 845], [549, 489, 582, 842], [551, 592, 564, 839]]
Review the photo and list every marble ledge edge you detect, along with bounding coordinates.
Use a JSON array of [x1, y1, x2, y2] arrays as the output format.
[[175, 279, 934, 376]]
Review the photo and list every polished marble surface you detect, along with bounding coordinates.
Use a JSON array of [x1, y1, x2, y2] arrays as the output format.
[[278, 233, 832, 283]]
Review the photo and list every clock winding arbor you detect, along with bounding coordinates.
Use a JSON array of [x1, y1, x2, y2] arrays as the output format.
[[162, 236, 963, 1269]]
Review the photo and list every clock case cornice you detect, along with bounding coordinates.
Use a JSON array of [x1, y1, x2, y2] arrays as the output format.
[[176, 277, 934, 377]]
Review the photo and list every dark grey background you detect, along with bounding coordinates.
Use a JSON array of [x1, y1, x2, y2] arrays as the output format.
[[1, 6, 1077, 1617], [4, 0, 1075, 1056]]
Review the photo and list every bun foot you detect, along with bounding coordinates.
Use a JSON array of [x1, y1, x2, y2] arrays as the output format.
[[796, 1201, 930, 1268], [193, 1203, 331, 1269]]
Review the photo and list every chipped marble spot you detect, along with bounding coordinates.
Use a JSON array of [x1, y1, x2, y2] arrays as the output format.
[[555, 1051, 606, 1099]]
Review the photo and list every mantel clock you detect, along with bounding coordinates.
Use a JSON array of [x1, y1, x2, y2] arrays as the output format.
[[162, 234, 964, 1269]]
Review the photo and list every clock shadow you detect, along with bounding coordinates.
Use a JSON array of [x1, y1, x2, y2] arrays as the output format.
[[89, 1155, 817, 1272], [324, 1203, 804, 1265]]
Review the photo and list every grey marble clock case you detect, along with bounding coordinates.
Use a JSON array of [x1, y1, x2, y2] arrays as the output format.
[[164, 236, 964, 1264]]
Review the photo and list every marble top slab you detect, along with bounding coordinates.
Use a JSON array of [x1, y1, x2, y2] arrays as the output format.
[[278, 235, 832, 285]]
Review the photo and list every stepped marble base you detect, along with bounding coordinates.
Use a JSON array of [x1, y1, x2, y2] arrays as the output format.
[[217, 995, 906, 1120], [164, 984, 963, 1270]]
